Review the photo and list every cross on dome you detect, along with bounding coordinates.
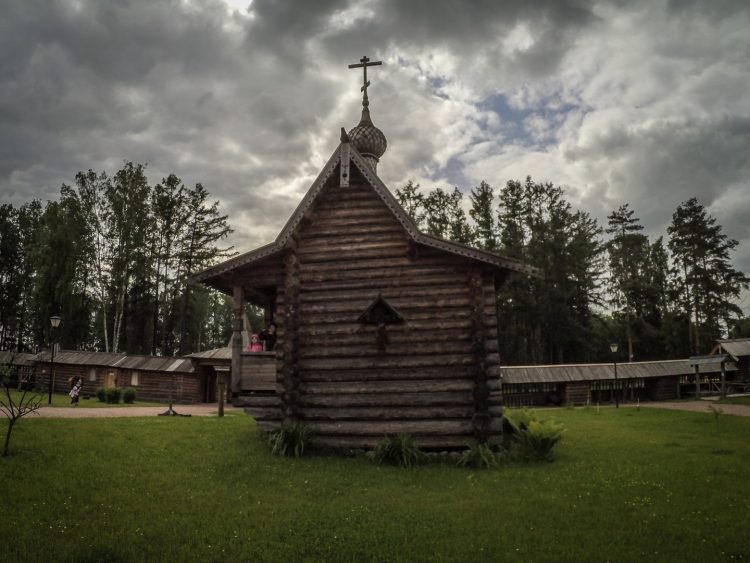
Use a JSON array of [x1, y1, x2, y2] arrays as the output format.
[[346, 55, 387, 172]]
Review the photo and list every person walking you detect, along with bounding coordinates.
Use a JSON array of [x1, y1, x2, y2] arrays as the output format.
[[69, 375, 82, 407]]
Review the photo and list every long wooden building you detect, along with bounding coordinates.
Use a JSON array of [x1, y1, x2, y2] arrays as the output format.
[[193, 61, 535, 449]]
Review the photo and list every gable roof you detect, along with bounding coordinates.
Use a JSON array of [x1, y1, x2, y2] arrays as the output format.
[[715, 338, 750, 359], [193, 139, 537, 285]]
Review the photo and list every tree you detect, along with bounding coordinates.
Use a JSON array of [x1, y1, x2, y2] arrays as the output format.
[[173, 184, 233, 355], [1, 353, 42, 456], [423, 187, 474, 245], [496, 177, 604, 364], [395, 181, 425, 228], [469, 181, 498, 251], [667, 198, 749, 353], [605, 204, 650, 362]]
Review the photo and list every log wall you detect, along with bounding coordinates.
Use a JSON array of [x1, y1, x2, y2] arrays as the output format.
[[264, 170, 503, 448], [36, 362, 204, 404]]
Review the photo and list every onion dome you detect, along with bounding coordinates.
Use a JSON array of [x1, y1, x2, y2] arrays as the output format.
[[348, 103, 387, 172]]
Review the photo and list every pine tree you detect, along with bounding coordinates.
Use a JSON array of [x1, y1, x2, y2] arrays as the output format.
[[667, 197, 749, 353], [395, 181, 425, 228], [605, 204, 650, 362], [469, 181, 497, 251]]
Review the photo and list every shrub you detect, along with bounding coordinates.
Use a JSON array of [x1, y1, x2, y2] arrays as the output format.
[[123, 388, 137, 404], [95, 388, 107, 403], [457, 442, 499, 469], [373, 433, 424, 468], [504, 408, 564, 462], [105, 387, 121, 404], [268, 421, 311, 457]]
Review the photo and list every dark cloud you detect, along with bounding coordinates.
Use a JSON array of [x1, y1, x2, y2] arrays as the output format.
[[0, 0, 748, 298]]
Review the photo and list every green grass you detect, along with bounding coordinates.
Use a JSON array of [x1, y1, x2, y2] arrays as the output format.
[[1, 408, 748, 561], [716, 395, 750, 406], [4, 389, 163, 408]]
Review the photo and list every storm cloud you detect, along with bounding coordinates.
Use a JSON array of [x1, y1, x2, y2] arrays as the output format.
[[1, 0, 749, 309]]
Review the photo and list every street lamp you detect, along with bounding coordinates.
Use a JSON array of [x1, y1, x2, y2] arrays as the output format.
[[610, 342, 619, 408], [48, 315, 61, 405]]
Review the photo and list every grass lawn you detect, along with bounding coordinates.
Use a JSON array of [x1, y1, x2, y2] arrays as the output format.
[[717, 395, 750, 406], [4, 389, 164, 408], [1, 408, 748, 562]]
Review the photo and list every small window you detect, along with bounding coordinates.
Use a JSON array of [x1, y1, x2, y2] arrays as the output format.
[[88, 368, 97, 382], [131, 372, 139, 386]]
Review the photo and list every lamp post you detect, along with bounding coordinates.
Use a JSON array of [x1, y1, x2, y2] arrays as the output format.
[[48, 315, 61, 405], [610, 342, 619, 408]]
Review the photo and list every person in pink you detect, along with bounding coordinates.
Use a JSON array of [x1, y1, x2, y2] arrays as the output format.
[[246, 333, 263, 352]]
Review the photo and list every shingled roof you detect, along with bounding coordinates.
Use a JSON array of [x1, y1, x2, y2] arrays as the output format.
[[193, 139, 537, 286]]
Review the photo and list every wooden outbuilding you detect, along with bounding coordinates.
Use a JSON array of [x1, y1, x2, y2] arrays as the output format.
[[35, 350, 206, 404], [193, 62, 534, 449]]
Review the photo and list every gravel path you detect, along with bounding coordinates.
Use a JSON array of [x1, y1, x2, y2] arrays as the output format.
[[31, 400, 750, 418], [33, 403, 240, 418]]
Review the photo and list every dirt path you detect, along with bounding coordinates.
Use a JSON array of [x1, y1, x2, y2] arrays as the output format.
[[637, 400, 750, 417], [33, 403, 240, 418]]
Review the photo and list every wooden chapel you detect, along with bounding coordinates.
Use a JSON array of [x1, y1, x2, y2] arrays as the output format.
[[193, 57, 535, 449]]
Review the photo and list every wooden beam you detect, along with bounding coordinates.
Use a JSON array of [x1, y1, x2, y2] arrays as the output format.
[[231, 285, 244, 395]]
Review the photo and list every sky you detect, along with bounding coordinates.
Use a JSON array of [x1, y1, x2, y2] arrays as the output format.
[[1, 0, 749, 310]]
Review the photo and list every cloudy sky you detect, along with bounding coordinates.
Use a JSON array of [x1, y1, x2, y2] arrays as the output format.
[[2, 0, 749, 308]]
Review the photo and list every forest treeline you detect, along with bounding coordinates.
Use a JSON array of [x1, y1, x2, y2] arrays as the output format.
[[1, 164, 748, 363], [0, 162, 235, 356], [396, 178, 749, 364]]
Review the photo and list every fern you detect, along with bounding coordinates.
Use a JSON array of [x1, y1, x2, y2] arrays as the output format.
[[457, 443, 499, 469]]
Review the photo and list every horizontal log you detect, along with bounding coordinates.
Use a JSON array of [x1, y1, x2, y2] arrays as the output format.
[[244, 407, 283, 420], [298, 342, 476, 359], [309, 205, 396, 221], [300, 246, 410, 264], [301, 224, 405, 239], [299, 233, 407, 251], [300, 366, 475, 382], [299, 256, 463, 274], [299, 354, 474, 371], [315, 196, 383, 210], [299, 238, 408, 254], [298, 391, 472, 407], [298, 285, 468, 304], [306, 215, 402, 231], [302, 379, 475, 395], [305, 418, 502, 436], [310, 435, 483, 449], [300, 296, 472, 315], [297, 309, 473, 325], [300, 273, 469, 293], [300, 406, 475, 420], [300, 265, 460, 283], [233, 394, 282, 407], [297, 324, 497, 340]]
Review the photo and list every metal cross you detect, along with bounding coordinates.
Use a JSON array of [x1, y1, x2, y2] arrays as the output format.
[[348, 56, 382, 102]]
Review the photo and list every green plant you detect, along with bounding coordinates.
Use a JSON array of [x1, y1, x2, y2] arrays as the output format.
[[1, 363, 43, 456], [708, 403, 723, 431], [268, 421, 311, 457], [373, 433, 424, 467], [457, 443, 499, 469], [96, 387, 107, 402], [123, 388, 137, 404], [504, 408, 564, 462], [105, 387, 121, 404]]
